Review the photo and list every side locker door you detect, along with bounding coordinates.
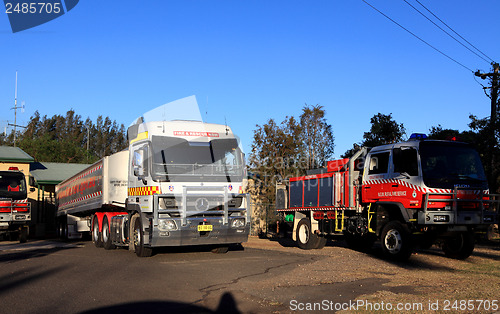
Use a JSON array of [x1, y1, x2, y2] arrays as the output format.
[[362, 151, 391, 202]]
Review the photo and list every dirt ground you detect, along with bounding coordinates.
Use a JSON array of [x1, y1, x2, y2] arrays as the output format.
[[242, 235, 500, 313]]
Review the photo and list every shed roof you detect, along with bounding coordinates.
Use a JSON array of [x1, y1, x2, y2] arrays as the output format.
[[0, 146, 34, 163], [30, 162, 91, 185]]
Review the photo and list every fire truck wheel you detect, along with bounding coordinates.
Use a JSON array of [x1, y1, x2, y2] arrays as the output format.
[[442, 232, 475, 260], [315, 236, 327, 250], [381, 221, 413, 261], [133, 216, 153, 257], [296, 218, 321, 250], [102, 217, 116, 250], [92, 215, 103, 248]]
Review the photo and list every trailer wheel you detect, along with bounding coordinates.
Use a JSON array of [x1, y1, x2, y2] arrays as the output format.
[[442, 232, 475, 260], [57, 217, 69, 240], [381, 221, 413, 261], [296, 218, 322, 250], [92, 215, 103, 248], [102, 217, 116, 250], [133, 216, 153, 257]]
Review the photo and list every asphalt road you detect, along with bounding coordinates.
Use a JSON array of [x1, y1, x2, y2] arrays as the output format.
[[1, 237, 499, 314], [0, 238, 318, 313]]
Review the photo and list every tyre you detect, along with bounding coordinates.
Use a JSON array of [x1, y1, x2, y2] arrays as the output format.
[[92, 215, 103, 248], [315, 237, 327, 250], [380, 221, 414, 261], [102, 217, 116, 250], [296, 218, 322, 250], [212, 246, 229, 254], [442, 232, 475, 260], [133, 216, 153, 257], [58, 218, 68, 240]]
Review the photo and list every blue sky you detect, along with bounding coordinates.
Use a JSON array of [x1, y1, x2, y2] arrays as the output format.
[[1, 0, 498, 158]]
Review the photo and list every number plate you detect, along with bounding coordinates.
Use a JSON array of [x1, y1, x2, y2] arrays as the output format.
[[198, 225, 213, 232]]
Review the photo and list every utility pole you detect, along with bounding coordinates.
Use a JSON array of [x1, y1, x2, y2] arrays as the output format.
[[475, 62, 500, 192]]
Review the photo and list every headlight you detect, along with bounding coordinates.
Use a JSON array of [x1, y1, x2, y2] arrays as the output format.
[[231, 218, 245, 228], [159, 219, 178, 231], [159, 197, 178, 209]]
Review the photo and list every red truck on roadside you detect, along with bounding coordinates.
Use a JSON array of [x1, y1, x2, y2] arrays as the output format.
[[276, 134, 499, 260]]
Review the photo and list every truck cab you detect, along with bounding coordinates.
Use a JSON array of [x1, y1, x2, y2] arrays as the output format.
[[124, 120, 251, 256], [0, 168, 30, 242]]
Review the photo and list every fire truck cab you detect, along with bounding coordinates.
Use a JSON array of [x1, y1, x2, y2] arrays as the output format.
[[0, 167, 30, 242]]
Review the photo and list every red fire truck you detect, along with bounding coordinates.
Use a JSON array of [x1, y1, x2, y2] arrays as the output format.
[[276, 134, 499, 260], [0, 167, 30, 243]]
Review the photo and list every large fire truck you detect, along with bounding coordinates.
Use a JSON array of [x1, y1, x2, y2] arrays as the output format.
[[55, 97, 251, 257], [0, 167, 30, 243], [276, 134, 499, 260]]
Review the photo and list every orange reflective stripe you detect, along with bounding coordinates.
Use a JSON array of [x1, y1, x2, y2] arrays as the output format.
[[128, 186, 161, 196]]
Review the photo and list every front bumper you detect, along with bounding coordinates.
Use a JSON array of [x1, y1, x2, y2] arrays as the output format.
[[150, 187, 251, 247], [150, 217, 250, 246]]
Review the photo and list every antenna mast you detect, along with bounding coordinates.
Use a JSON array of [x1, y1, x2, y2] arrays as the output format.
[[10, 71, 27, 147], [13, 71, 18, 146]]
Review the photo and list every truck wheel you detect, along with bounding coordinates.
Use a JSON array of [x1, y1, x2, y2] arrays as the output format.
[[58, 219, 68, 240], [19, 226, 28, 243], [442, 232, 475, 260], [315, 237, 327, 250], [381, 221, 413, 261], [133, 216, 153, 257], [102, 217, 116, 250], [92, 215, 103, 248], [296, 218, 321, 250]]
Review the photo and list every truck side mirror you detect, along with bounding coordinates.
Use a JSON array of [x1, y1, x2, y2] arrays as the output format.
[[133, 166, 144, 177]]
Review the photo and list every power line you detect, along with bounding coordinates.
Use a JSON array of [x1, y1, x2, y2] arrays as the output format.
[[361, 0, 474, 73], [402, 0, 490, 64], [414, 0, 495, 63]]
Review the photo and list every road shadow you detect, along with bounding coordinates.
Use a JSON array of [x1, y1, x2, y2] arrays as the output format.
[[0, 241, 81, 263], [81, 292, 241, 314], [0, 265, 69, 295], [150, 243, 245, 256], [264, 235, 458, 270]]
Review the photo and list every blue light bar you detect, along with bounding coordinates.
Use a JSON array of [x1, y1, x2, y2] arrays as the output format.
[[409, 133, 428, 140]]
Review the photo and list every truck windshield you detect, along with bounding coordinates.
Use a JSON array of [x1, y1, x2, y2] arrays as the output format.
[[420, 142, 487, 190], [150, 136, 244, 182], [0, 171, 27, 200]]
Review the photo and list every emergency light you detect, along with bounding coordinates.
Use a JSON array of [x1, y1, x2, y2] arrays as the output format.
[[409, 133, 428, 140]]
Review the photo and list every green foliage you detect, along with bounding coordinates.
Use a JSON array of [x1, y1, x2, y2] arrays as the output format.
[[3, 110, 127, 163], [363, 113, 406, 147], [300, 105, 335, 169], [342, 113, 406, 158], [249, 104, 335, 204]]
